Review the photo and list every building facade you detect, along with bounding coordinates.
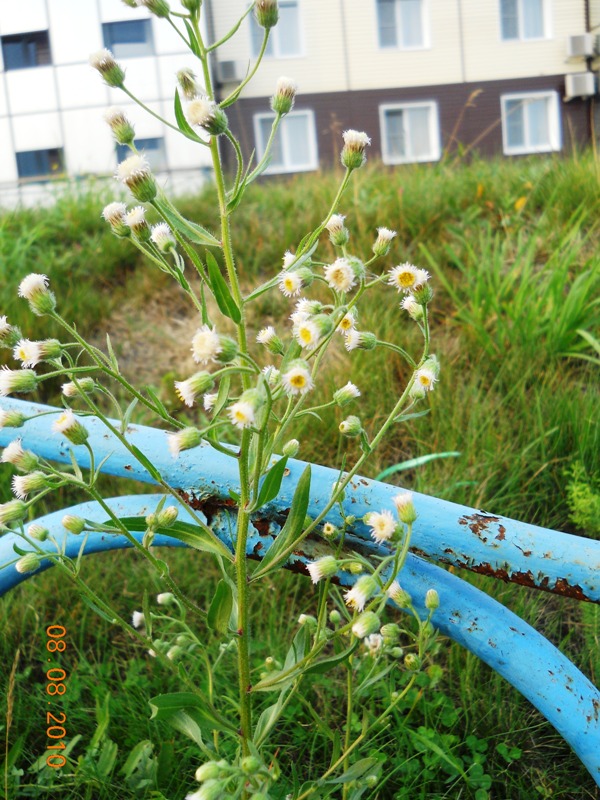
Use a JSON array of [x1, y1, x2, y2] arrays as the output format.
[[211, 0, 597, 174], [0, 0, 212, 206], [0, 1, 597, 204]]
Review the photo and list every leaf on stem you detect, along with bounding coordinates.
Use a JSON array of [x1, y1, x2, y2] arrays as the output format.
[[154, 199, 220, 247], [149, 692, 236, 737], [206, 251, 242, 323], [375, 451, 460, 482], [173, 89, 205, 143], [251, 465, 311, 580], [253, 456, 289, 510], [207, 579, 234, 634], [112, 516, 234, 562]]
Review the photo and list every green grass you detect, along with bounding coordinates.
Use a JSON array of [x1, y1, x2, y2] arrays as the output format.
[[1, 152, 599, 799]]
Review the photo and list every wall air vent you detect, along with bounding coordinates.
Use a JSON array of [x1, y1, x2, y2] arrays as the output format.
[[565, 72, 596, 99], [215, 60, 244, 84], [566, 33, 595, 59]]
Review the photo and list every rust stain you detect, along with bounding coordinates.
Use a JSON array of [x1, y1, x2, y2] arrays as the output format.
[[458, 512, 501, 542], [495, 526, 506, 541], [124, 464, 133, 471]]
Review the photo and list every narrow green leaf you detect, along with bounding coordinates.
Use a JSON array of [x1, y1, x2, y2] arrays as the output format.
[[304, 639, 360, 676], [173, 89, 205, 142], [121, 397, 138, 434], [183, 19, 202, 58], [106, 333, 119, 371], [253, 690, 288, 746], [254, 456, 288, 510], [149, 692, 236, 734], [251, 464, 311, 580], [393, 408, 430, 424], [113, 516, 234, 562], [375, 451, 461, 482], [145, 386, 170, 420], [129, 444, 163, 483], [207, 579, 234, 634], [154, 199, 220, 247], [206, 251, 241, 323], [328, 757, 380, 784]]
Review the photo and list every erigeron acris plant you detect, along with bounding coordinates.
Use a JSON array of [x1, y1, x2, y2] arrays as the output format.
[[0, 1, 442, 797]]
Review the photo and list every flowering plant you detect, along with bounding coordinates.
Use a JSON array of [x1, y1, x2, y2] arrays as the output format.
[[0, 2, 441, 797]]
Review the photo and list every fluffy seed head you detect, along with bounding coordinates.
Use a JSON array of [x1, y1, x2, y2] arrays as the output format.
[[116, 154, 156, 201], [2, 439, 39, 472], [89, 49, 125, 87], [12, 471, 46, 499], [104, 106, 135, 144], [271, 75, 297, 115], [151, 222, 176, 251], [387, 581, 412, 608], [341, 129, 371, 170], [373, 227, 397, 257]]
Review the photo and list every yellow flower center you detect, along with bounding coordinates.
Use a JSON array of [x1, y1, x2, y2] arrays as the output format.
[[290, 373, 306, 388], [397, 271, 416, 288], [298, 327, 313, 345]]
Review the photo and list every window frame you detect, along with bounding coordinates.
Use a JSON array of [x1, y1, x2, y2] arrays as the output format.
[[499, 0, 549, 42], [1, 30, 52, 71], [249, 0, 304, 59], [116, 137, 167, 172], [500, 91, 561, 155], [375, 0, 430, 51], [102, 19, 155, 59], [253, 109, 318, 174], [15, 148, 65, 182], [379, 101, 441, 165]]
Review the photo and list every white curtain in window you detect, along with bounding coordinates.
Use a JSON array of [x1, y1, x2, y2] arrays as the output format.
[[399, 0, 423, 47], [522, 0, 544, 38]]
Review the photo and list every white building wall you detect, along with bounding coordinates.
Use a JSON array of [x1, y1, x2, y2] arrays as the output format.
[[0, 0, 211, 207]]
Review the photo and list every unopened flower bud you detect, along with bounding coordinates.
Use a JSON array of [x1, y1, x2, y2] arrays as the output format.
[[157, 506, 178, 528], [393, 492, 417, 525], [195, 762, 221, 782], [425, 588, 440, 610], [62, 377, 96, 398], [52, 410, 89, 446], [255, 0, 279, 28], [125, 206, 151, 241], [298, 613, 317, 627], [174, 372, 214, 407], [18, 274, 56, 316], [0, 316, 22, 349], [102, 202, 130, 237], [352, 611, 380, 639], [329, 609, 342, 624], [62, 514, 86, 534], [340, 129, 371, 170], [2, 440, 39, 472], [372, 227, 397, 257], [89, 49, 125, 88], [28, 523, 49, 541], [167, 426, 202, 457], [132, 610, 145, 628], [241, 755, 261, 775], [151, 222, 176, 252], [12, 472, 47, 500], [181, 0, 201, 12], [412, 282, 434, 305], [15, 553, 41, 574], [387, 581, 412, 608], [333, 382, 360, 407], [401, 294, 424, 321], [0, 499, 27, 527], [282, 438, 299, 457], [116, 154, 157, 202], [177, 67, 199, 100], [339, 415, 362, 438], [145, 513, 158, 531], [138, 0, 170, 17], [345, 574, 378, 611], [380, 623, 401, 645], [0, 409, 25, 429], [104, 107, 135, 144], [344, 330, 377, 352], [166, 645, 184, 661], [306, 555, 338, 584], [187, 97, 228, 136], [348, 561, 363, 575], [404, 653, 421, 671], [157, 592, 176, 605], [326, 214, 349, 247], [271, 76, 297, 115]]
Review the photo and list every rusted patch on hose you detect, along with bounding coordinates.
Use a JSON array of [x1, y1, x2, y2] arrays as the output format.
[[458, 513, 501, 543]]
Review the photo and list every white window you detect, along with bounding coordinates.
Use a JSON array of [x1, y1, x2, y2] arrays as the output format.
[[376, 0, 428, 49], [250, 0, 302, 58], [501, 92, 561, 154], [500, 0, 547, 40], [254, 111, 318, 174], [380, 103, 440, 164]]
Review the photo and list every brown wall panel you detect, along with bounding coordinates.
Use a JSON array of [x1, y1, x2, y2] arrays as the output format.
[[222, 75, 590, 170]]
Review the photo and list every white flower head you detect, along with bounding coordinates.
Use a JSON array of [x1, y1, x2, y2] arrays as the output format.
[[150, 222, 176, 251], [12, 472, 46, 500], [228, 400, 256, 429], [373, 227, 397, 257], [18, 273, 48, 301], [13, 339, 60, 368], [326, 214, 346, 233], [52, 410, 89, 445], [364, 633, 384, 657], [116, 154, 150, 185], [392, 492, 417, 525], [132, 611, 145, 629], [102, 202, 127, 225], [257, 326, 276, 345], [0, 367, 38, 397], [203, 393, 217, 411], [125, 205, 146, 228], [306, 555, 338, 584], [344, 575, 377, 612], [191, 325, 222, 364], [324, 258, 356, 293], [281, 360, 314, 396], [278, 270, 303, 297], [293, 318, 320, 349], [167, 427, 201, 458], [401, 294, 424, 320], [365, 510, 397, 544], [282, 250, 296, 269], [414, 365, 438, 392], [336, 308, 358, 334], [388, 263, 430, 293], [174, 371, 214, 407]]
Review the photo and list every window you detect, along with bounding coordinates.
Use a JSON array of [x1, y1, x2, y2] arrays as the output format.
[[254, 111, 318, 174], [501, 92, 560, 154], [380, 103, 440, 164], [376, 0, 427, 49], [250, 0, 302, 58], [116, 138, 167, 172], [1, 30, 51, 70], [102, 20, 154, 59], [500, 0, 546, 40], [16, 148, 64, 181]]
